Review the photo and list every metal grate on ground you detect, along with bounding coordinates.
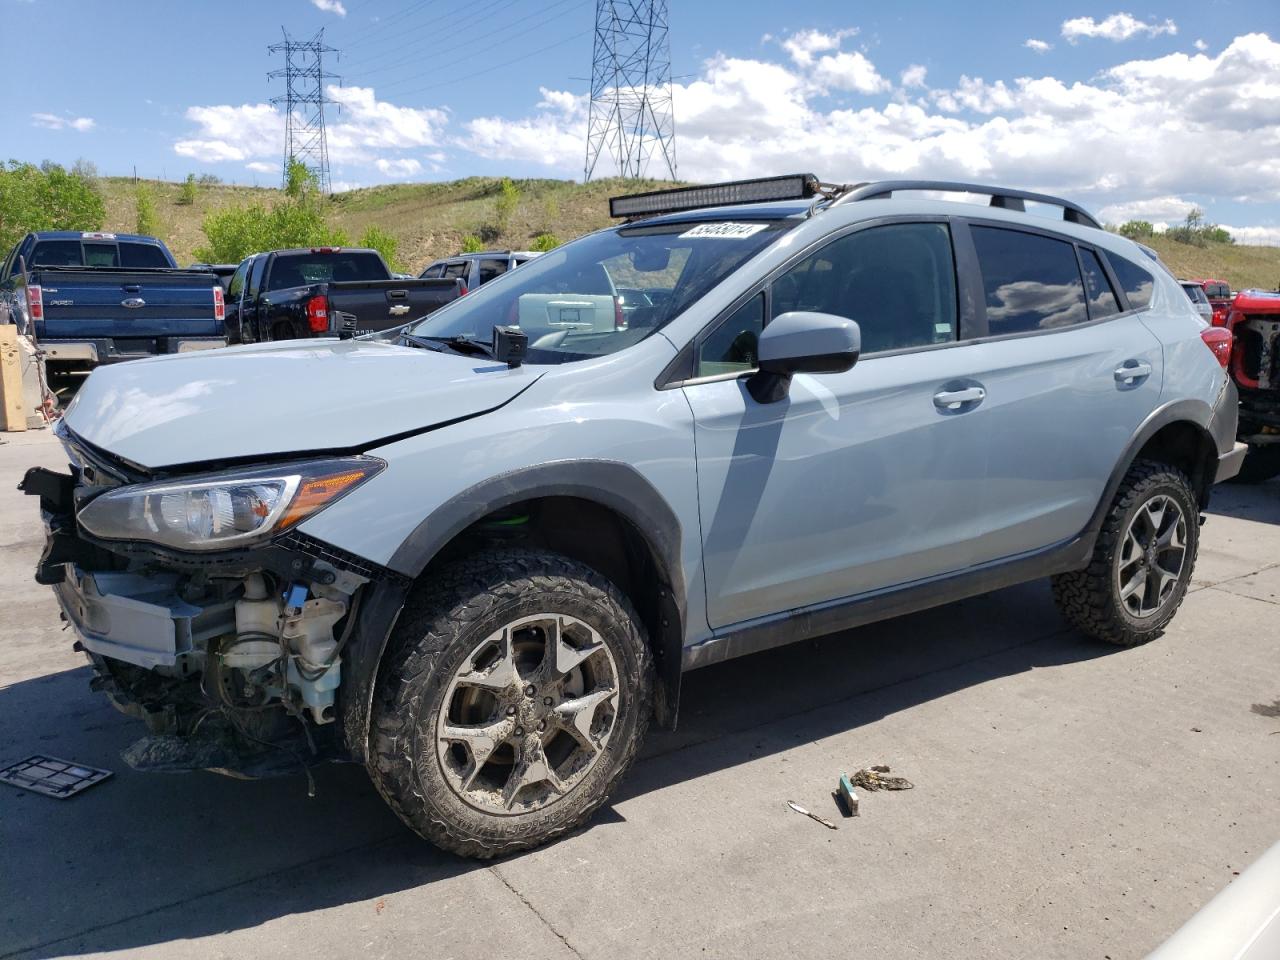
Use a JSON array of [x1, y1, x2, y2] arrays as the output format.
[[0, 755, 111, 798]]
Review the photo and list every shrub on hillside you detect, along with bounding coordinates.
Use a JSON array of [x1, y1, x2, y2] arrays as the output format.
[[177, 174, 198, 206], [135, 183, 159, 236], [194, 196, 347, 263], [461, 234, 485, 253], [1118, 220, 1154, 239], [531, 232, 561, 252], [359, 225, 401, 272], [0, 160, 105, 250]]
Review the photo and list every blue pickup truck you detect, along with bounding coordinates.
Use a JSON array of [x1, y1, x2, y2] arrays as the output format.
[[0, 231, 226, 375]]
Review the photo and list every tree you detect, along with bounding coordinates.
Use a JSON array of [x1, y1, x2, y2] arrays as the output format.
[[359, 225, 401, 272], [494, 177, 520, 232], [135, 183, 159, 236], [0, 160, 106, 250], [1166, 207, 1233, 247], [1118, 220, 1154, 239], [194, 197, 347, 263], [285, 157, 317, 199], [177, 174, 198, 206]]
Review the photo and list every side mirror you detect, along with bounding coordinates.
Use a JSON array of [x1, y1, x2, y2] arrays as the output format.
[[747, 311, 860, 403]]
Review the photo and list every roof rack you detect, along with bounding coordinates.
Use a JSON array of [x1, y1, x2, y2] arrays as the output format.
[[829, 180, 1102, 230]]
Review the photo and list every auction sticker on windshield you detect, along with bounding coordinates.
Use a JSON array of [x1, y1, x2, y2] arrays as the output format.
[[679, 222, 769, 239]]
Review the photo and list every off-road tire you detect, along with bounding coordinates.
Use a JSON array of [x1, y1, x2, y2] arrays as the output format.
[[367, 548, 653, 858], [1229, 444, 1280, 484], [1051, 459, 1199, 647]]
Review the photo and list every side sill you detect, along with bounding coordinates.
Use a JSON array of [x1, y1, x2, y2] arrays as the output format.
[[681, 535, 1091, 672]]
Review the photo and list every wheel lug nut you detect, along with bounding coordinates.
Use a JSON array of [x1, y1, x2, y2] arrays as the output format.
[[524, 684, 536, 696], [537, 720, 546, 732], [515, 726, 524, 736], [506, 706, 516, 716], [543, 696, 553, 706]]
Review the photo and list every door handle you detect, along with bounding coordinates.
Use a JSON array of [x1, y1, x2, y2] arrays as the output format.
[[1114, 360, 1152, 384], [933, 386, 986, 410]]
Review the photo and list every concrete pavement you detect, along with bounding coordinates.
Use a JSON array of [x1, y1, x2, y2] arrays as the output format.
[[1, 426, 1277, 960]]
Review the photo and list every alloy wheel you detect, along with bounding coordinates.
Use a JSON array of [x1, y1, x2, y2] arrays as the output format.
[[1115, 494, 1188, 618]]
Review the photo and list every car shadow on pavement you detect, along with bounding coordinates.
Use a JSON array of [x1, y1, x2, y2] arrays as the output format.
[[1205, 476, 1280, 525], [1, 580, 1115, 959]]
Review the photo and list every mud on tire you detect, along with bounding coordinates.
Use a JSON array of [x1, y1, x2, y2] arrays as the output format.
[[1051, 459, 1199, 647], [367, 548, 653, 858]]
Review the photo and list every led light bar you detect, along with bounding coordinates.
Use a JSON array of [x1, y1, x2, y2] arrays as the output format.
[[609, 174, 820, 219]]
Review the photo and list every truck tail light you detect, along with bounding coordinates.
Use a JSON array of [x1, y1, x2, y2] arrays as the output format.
[[1200, 326, 1232, 368], [212, 286, 225, 323], [26, 284, 43, 321], [306, 294, 329, 333], [458, 283, 468, 296], [614, 296, 627, 331]]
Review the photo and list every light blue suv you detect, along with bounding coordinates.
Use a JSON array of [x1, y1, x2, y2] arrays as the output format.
[[25, 176, 1245, 857]]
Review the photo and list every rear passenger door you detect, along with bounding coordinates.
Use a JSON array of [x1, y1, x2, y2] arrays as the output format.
[[958, 222, 1164, 564]]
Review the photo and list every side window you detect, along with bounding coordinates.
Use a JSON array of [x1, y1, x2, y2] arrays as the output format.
[[478, 259, 508, 284], [421, 263, 445, 279], [443, 261, 469, 281], [29, 240, 83, 267], [972, 226, 1087, 334], [696, 294, 764, 377], [770, 222, 958, 354], [248, 256, 267, 299], [1079, 248, 1120, 320], [1107, 253, 1154, 311], [119, 242, 171, 269], [226, 260, 249, 301]]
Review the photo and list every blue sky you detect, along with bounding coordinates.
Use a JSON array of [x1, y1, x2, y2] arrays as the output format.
[[4, 0, 1279, 240]]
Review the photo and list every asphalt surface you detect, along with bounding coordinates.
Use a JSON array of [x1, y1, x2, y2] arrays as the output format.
[[1, 426, 1277, 960]]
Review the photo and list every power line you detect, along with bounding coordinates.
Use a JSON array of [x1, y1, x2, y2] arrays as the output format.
[[268, 28, 340, 194], [378, 28, 591, 97], [341, 0, 438, 51], [585, 0, 677, 181]]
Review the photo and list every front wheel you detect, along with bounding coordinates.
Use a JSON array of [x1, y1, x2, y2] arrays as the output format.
[[368, 548, 653, 858], [1052, 460, 1199, 646]]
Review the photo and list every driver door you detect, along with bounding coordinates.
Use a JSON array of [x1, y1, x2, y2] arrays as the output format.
[[683, 222, 991, 629]]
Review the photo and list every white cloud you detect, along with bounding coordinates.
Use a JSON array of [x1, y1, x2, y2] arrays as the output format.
[[32, 112, 95, 132], [781, 28, 858, 66], [932, 76, 1016, 114], [374, 157, 423, 177], [245, 161, 276, 174], [1062, 13, 1177, 43], [1194, 39, 1208, 52], [812, 51, 890, 94], [900, 64, 928, 88], [311, 0, 346, 15], [1219, 224, 1280, 246], [1025, 38, 1053, 54], [174, 85, 447, 172], [1098, 195, 1198, 223]]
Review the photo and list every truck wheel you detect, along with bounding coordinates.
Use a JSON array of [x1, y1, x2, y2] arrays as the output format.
[[368, 548, 653, 858], [1051, 460, 1198, 647], [271, 322, 295, 342], [1228, 444, 1280, 484]]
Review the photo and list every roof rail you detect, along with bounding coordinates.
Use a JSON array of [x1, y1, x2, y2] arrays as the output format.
[[830, 180, 1102, 230]]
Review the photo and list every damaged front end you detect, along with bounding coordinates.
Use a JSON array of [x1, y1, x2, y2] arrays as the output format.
[[22, 426, 405, 779]]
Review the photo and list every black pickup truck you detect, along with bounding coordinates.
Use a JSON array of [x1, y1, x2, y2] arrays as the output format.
[[0, 232, 226, 374], [223, 247, 465, 343]]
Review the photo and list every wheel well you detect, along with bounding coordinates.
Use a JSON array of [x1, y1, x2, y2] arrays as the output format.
[[424, 496, 683, 727], [1133, 420, 1217, 507]]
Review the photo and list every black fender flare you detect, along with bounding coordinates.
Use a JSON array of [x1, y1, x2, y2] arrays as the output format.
[[341, 461, 688, 760]]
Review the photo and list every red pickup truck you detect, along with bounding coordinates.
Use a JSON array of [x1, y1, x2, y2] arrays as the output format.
[[1190, 277, 1233, 326], [1224, 289, 1280, 482]]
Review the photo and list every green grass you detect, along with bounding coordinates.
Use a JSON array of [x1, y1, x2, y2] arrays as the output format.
[[97, 176, 1280, 291]]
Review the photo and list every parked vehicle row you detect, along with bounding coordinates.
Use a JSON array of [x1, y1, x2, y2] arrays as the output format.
[[24, 174, 1245, 860]]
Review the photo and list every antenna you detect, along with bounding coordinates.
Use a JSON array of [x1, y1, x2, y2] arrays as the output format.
[[584, 0, 677, 182], [268, 28, 340, 194]]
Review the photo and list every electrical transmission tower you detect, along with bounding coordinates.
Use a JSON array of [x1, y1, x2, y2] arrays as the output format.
[[584, 0, 677, 182], [268, 28, 340, 194]]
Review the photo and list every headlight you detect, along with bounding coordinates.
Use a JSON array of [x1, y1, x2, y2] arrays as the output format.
[[77, 458, 384, 552]]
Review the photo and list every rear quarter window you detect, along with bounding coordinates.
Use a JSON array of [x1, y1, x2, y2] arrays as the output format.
[[971, 226, 1088, 334], [1106, 253, 1154, 311], [29, 240, 83, 267]]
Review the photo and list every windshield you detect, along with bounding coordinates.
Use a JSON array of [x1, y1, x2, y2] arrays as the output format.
[[406, 219, 791, 363]]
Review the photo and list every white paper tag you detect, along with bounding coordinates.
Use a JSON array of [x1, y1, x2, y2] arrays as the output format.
[[679, 222, 769, 239]]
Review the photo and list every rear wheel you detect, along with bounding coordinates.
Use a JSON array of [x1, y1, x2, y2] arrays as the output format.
[[368, 548, 653, 858], [1229, 444, 1280, 484], [1052, 460, 1198, 646]]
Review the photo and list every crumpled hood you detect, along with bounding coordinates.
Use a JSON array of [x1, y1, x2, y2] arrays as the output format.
[[62, 338, 540, 470]]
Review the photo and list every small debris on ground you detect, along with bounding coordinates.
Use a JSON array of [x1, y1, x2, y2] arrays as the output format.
[[787, 800, 838, 830], [851, 764, 914, 792], [0, 754, 112, 798], [836, 773, 859, 817]]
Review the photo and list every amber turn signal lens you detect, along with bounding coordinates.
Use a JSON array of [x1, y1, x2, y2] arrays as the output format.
[[278, 468, 377, 530]]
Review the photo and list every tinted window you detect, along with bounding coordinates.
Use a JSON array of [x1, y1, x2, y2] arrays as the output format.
[[1205, 282, 1230, 299], [1107, 253, 1154, 311], [1079, 248, 1120, 319], [697, 294, 764, 376], [248, 256, 267, 298], [478, 259, 509, 284], [442, 261, 469, 281], [29, 240, 83, 267], [972, 227, 1087, 334], [420, 263, 445, 279], [226, 260, 249, 300], [83, 243, 119, 268], [1181, 283, 1209, 305], [771, 222, 957, 354], [120, 242, 171, 268], [266, 252, 385, 290]]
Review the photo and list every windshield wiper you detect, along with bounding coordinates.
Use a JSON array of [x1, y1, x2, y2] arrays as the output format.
[[414, 334, 495, 358]]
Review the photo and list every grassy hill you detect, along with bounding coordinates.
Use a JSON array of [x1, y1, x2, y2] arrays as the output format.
[[99, 176, 1280, 290]]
